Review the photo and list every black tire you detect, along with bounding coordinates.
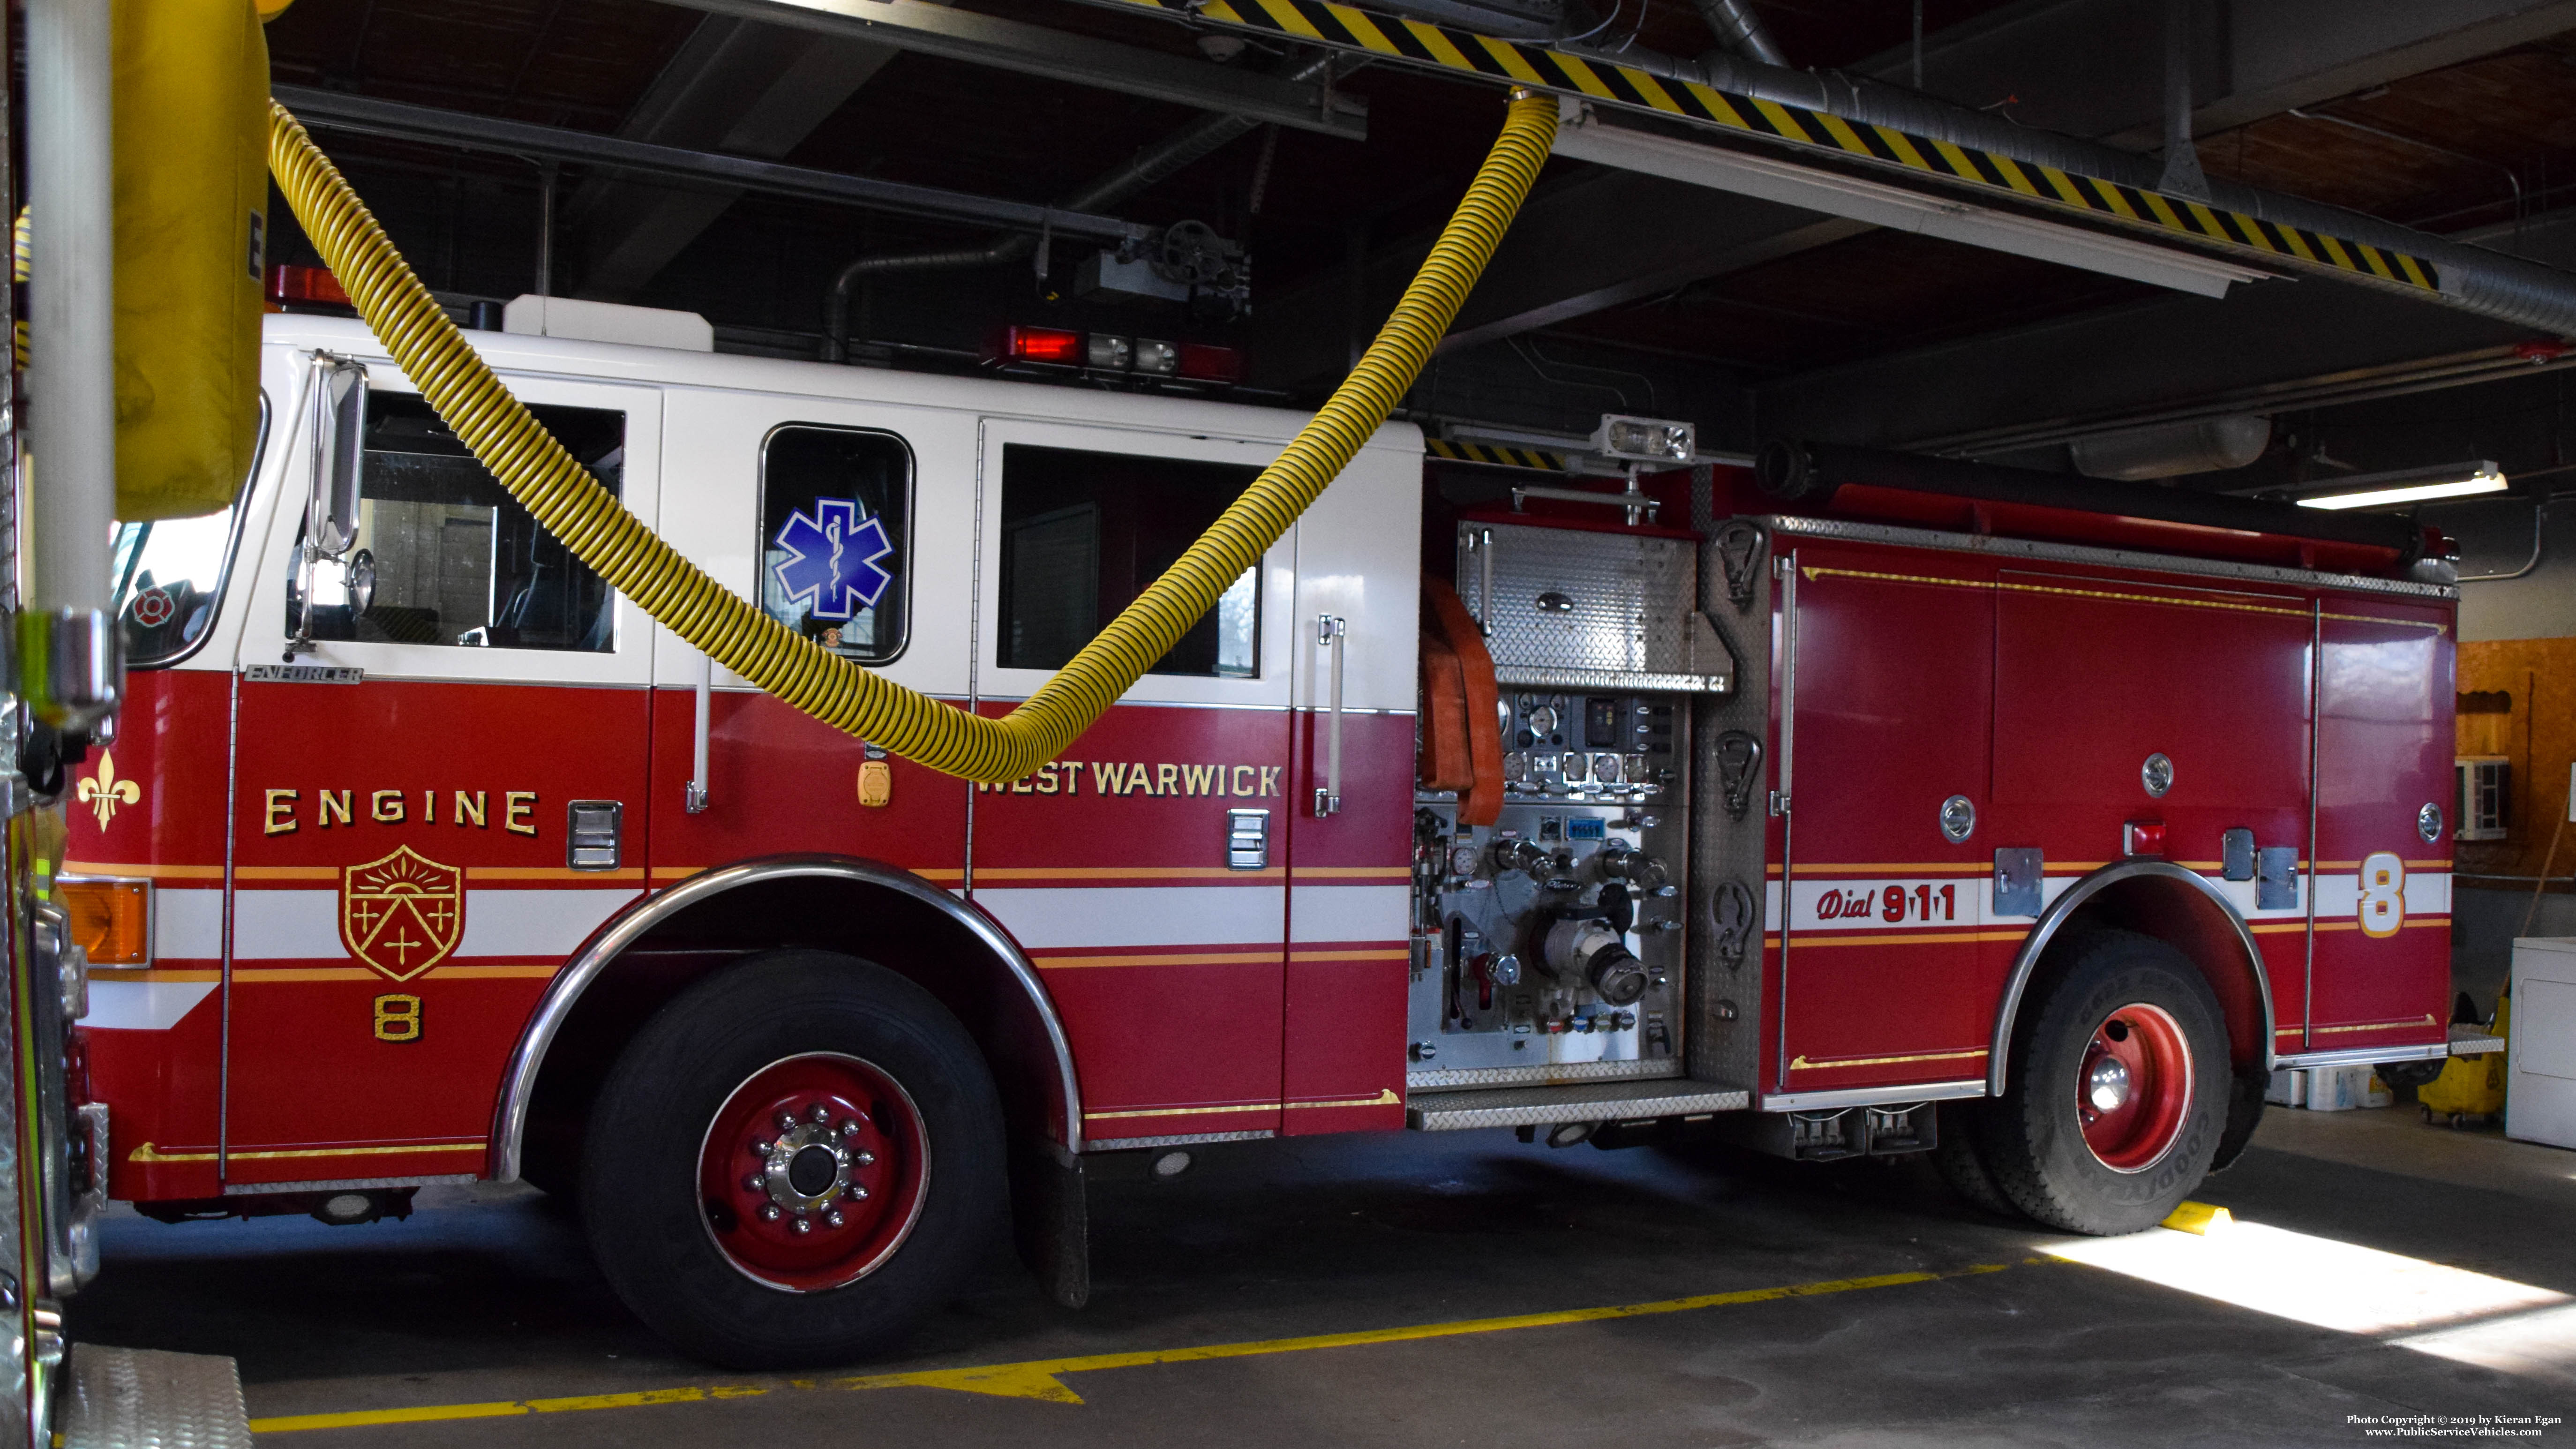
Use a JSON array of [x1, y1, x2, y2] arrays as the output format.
[[1976, 930, 2228, 1235], [582, 950, 1006, 1367], [1931, 1100, 2020, 1219]]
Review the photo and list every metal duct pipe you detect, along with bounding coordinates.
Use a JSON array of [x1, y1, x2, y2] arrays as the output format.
[[1757, 439, 2425, 564], [821, 53, 1342, 362], [1691, 0, 1785, 68], [2069, 414, 2270, 481]]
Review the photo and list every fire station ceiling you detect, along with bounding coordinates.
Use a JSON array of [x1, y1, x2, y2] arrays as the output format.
[[263, 0, 2576, 485]]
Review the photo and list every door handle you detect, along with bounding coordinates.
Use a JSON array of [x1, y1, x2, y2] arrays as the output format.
[[687, 648, 711, 814], [1314, 614, 1345, 818], [1227, 809, 1269, 870]]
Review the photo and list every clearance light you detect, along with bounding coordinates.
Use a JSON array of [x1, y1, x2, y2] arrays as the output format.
[[2294, 461, 2508, 511], [266, 263, 349, 307], [2046, 1213, 2576, 1378], [58, 877, 150, 967], [1176, 343, 1243, 383], [997, 325, 1083, 366], [2122, 820, 2166, 856], [1133, 338, 1180, 376]]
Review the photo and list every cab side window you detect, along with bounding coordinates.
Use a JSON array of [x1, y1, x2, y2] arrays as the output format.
[[288, 392, 625, 652], [998, 443, 1262, 678], [757, 426, 913, 663]]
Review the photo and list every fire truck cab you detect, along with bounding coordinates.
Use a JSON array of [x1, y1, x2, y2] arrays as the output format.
[[65, 306, 2459, 1366]]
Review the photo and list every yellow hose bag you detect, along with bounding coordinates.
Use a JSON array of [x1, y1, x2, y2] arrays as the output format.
[[112, 0, 270, 521]]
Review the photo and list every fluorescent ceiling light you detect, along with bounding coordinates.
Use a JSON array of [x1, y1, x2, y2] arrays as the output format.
[[1551, 114, 2278, 299], [2290, 460, 2507, 511]]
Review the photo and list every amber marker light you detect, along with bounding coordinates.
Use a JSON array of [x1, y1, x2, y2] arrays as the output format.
[[58, 878, 150, 966]]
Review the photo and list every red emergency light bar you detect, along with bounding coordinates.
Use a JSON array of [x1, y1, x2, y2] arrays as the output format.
[[991, 325, 1242, 384]]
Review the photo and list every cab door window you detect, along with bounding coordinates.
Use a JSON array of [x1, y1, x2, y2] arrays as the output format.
[[286, 392, 624, 651], [756, 425, 912, 663], [997, 443, 1260, 677]]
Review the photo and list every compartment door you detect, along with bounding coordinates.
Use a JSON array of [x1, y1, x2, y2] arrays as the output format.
[[221, 373, 659, 1186], [2308, 606, 2453, 1051], [1774, 550, 1994, 1098], [970, 421, 1295, 1147]]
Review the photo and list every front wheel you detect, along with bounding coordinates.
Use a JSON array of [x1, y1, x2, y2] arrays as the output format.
[[1976, 931, 2229, 1235], [582, 950, 1006, 1367]]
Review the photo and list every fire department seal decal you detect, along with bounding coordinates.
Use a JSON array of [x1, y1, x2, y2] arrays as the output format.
[[340, 846, 465, 982]]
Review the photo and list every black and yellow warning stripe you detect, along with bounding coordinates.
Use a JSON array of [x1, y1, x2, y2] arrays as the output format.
[[1105, 0, 2439, 296], [1427, 438, 1568, 470]]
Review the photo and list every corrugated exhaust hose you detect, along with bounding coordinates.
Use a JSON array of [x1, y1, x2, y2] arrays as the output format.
[[266, 93, 1558, 783]]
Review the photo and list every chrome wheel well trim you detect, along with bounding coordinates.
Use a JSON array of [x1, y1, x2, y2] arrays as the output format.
[[490, 855, 1081, 1179], [1985, 860, 2275, 1098]]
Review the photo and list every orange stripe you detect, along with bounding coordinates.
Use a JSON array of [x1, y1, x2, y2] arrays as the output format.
[[1035, 951, 1283, 970], [971, 867, 1287, 881], [1787, 930, 2028, 948], [465, 867, 644, 883], [91, 968, 221, 983], [63, 860, 223, 880], [1288, 949, 1410, 961], [1296, 867, 1413, 879], [235, 865, 341, 881]]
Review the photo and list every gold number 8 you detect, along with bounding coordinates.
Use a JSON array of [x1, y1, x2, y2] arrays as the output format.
[[2358, 852, 2405, 939], [373, 994, 423, 1043]]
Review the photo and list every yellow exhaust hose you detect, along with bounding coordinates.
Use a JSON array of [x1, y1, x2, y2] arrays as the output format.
[[266, 92, 1558, 784]]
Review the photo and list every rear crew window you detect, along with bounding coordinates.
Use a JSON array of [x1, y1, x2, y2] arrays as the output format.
[[997, 444, 1262, 678], [287, 392, 624, 652], [757, 426, 912, 664]]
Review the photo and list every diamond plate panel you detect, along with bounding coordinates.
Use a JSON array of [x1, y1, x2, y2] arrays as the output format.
[[1460, 522, 1723, 691], [1408, 1080, 1751, 1131], [59, 1345, 252, 1449]]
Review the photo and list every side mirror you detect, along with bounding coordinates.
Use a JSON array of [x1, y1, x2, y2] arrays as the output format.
[[345, 548, 376, 618], [288, 354, 368, 659], [308, 354, 367, 557]]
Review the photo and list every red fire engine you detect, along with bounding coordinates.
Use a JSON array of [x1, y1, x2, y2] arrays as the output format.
[[61, 304, 2461, 1366]]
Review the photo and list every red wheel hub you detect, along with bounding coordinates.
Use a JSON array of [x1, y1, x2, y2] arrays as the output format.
[[696, 1053, 929, 1292], [2075, 1002, 2192, 1173]]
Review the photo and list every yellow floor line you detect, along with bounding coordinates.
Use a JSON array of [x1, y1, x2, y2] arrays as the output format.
[[249, 1261, 2010, 1431]]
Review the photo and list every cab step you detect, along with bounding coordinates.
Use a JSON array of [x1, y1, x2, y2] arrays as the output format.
[[1406, 1079, 1751, 1132]]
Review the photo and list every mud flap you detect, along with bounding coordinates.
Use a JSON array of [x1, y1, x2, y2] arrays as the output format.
[[1011, 1138, 1089, 1309]]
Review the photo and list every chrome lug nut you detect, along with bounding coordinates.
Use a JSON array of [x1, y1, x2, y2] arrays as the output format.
[[776, 1110, 797, 1130], [810, 1104, 832, 1123], [850, 1185, 870, 1200], [744, 1172, 765, 1192], [793, 1217, 812, 1234], [825, 1209, 845, 1228], [853, 1149, 876, 1167], [751, 1139, 773, 1156], [839, 1121, 860, 1139], [759, 1204, 782, 1222]]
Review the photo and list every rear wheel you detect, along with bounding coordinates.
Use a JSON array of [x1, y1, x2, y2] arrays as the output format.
[[1931, 1100, 2018, 1219], [1977, 931, 2227, 1234], [582, 950, 1005, 1367]]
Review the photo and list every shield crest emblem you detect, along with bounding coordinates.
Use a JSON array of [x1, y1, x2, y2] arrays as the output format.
[[340, 846, 465, 982]]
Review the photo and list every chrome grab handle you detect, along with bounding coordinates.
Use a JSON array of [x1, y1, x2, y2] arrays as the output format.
[[686, 649, 712, 814], [1314, 613, 1346, 818], [1466, 526, 1495, 634]]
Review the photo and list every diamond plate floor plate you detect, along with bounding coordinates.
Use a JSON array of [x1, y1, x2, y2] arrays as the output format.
[[1408, 1080, 1751, 1131], [59, 1344, 251, 1449]]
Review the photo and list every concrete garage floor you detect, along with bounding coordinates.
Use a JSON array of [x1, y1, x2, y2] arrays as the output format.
[[66, 1108, 2576, 1447]]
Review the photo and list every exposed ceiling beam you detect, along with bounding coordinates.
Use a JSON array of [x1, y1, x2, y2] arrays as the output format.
[[272, 85, 1149, 247], [1247, 168, 1858, 390], [650, 0, 1366, 139], [571, 15, 916, 300], [1754, 205, 2576, 454], [1862, 0, 2576, 147]]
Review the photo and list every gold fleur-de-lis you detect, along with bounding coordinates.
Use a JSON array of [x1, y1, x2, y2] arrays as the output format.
[[76, 751, 140, 831]]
